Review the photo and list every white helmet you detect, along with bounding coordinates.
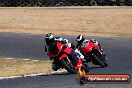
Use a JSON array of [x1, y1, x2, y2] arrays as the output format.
[[64, 39, 69, 44], [76, 35, 85, 43]]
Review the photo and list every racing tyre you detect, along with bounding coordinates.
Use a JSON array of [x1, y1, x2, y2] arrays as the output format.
[[90, 0, 98, 6], [92, 51, 108, 68], [60, 58, 76, 74]]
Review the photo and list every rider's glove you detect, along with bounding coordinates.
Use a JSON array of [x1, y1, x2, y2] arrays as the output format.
[[75, 49, 84, 60], [92, 39, 98, 45]]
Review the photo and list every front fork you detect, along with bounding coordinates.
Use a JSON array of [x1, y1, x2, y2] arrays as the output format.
[[94, 46, 107, 60]]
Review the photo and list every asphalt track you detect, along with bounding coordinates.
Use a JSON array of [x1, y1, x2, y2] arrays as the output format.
[[0, 32, 132, 88]]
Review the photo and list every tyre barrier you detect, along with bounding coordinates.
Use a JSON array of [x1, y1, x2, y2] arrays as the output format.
[[0, 0, 131, 7], [90, 0, 98, 6]]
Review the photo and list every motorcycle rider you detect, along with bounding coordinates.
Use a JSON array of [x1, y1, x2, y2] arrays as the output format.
[[76, 35, 106, 59], [63, 38, 85, 61], [45, 33, 85, 74], [45, 33, 84, 60]]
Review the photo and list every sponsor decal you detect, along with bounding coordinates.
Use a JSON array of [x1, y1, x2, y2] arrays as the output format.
[[84, 74, 131, 83]]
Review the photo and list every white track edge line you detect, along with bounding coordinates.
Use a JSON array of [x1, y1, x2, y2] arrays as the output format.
[[0, 70, 68, 80]]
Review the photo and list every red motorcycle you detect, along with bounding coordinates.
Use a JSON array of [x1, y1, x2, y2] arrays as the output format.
[[79, 40, 108, 67], [47, 41, 77, 74]]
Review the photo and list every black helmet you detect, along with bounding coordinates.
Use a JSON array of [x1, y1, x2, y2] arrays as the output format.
[[76, 35, 85, 43], [45, 33, 54, 45]]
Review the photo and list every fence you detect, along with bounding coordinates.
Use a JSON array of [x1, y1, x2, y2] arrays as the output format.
[[0, 0, 131, 6]]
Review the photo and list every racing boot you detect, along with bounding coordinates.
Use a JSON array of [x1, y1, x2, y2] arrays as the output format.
[[52, 61, 60, 71]]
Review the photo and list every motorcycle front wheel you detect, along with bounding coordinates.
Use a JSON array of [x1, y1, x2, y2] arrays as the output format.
[[92, 50, 108, 68], [60, 58, 76, 74]]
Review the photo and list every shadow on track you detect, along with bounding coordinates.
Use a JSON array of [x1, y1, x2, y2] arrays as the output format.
[[39, 66, 104, 77], [89, 66, 102, 70]]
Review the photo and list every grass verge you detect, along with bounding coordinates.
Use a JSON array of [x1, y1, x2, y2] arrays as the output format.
[[0, 58, 52, 77], [0, 7, 132, 37]]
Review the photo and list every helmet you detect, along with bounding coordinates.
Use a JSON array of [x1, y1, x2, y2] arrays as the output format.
[[45, 33, 54, 45], [64, 39, 68, 44], [76, 35, 85, 43]]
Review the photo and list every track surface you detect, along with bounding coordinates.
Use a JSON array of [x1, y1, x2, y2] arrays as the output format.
[[0, 32, 132, 88]]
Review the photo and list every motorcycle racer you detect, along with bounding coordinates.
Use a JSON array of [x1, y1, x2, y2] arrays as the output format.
[[45, 33, 84, 60], [63, 38, 85, 61], [45, 33, 86, 74], [76, 35, 106, 60]]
